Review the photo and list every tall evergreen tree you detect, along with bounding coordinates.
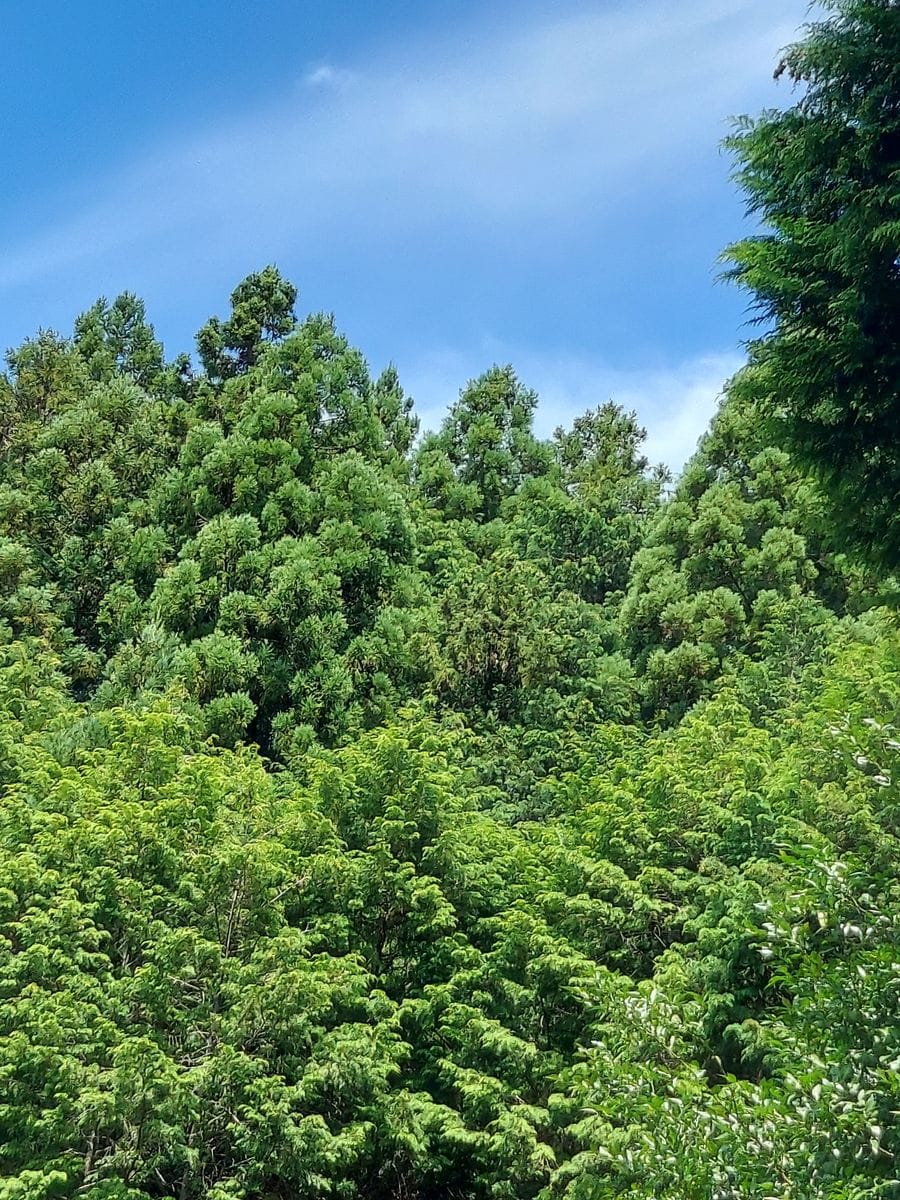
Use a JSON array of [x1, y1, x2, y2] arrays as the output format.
[[73, 293, 166, 391], [415, 366, 551, 522], [196, 265, 298, 382], [726, 0, 900, 566]]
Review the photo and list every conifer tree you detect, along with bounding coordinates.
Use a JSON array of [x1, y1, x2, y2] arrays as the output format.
[[726, 0, 900, 566]]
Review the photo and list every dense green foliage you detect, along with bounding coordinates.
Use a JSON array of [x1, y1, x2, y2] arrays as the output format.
[[726, 0, 900, 566], [3, 2, 900, 1196]]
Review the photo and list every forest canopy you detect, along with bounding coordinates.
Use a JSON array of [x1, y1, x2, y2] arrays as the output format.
[[1, 2, 899, 1198]]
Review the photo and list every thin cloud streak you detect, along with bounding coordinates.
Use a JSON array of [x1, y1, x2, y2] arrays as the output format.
[[0, 0, 812, 293]]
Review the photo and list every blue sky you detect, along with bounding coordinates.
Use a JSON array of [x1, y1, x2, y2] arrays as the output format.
[[1, 0, 816, 469]]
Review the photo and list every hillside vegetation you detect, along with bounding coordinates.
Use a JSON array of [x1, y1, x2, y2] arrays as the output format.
[[1, 2, 899, 1197]]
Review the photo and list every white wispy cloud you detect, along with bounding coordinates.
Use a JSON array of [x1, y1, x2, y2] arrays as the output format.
[[0, 0, 813, 292], [400, 343, 744, 475], [303, 64, 357, 90]]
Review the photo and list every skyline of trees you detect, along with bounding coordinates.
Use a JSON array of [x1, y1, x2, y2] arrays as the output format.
[[1, 1, 899, 1196]]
